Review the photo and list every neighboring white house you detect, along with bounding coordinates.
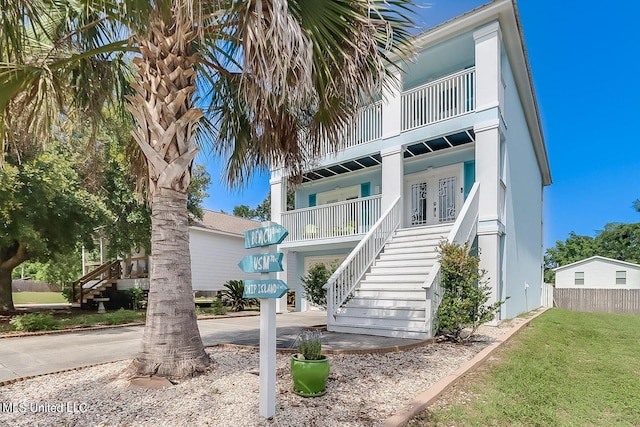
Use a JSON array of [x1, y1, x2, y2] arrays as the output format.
[[189, 210, 263, 293], [554, 256, 640, 290], [74, 210, 264, 306], [269, 0, 551, 339]]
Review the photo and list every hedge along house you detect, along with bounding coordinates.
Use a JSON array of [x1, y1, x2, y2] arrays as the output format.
[[270, 0, 551, 339]]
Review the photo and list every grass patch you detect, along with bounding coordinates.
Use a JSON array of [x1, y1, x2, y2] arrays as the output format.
[[412, 309, 640, 426], [58, 309, 144, 327], [12, 292, 67, 304]]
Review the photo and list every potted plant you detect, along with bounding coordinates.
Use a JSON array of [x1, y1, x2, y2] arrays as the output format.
[[290, 330, 329, 397]]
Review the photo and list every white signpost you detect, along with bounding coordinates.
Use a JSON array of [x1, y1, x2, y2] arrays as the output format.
[[240, 222, 289, 418]]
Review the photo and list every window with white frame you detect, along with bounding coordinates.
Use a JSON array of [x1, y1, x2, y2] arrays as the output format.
[[616, 271, 626, 285], [574, 271, 584, 285]]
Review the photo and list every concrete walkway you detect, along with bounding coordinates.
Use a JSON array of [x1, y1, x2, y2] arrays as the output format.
[[0, 311, 423, 383]]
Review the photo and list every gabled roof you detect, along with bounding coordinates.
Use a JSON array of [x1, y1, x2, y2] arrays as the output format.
[[553, 256, 640, 272], [191, 209, 261, 237]]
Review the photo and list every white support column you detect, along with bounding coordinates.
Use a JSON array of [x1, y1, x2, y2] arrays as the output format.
[[473, 21, 505, 321], [270, 170, 288, 313], [475, 119, 503, 318], [381, 146, 404, 219], [473, 22, 503, 113], [381, 68, 403, 139]]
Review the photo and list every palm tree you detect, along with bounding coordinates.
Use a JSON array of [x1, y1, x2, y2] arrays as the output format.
[[1, 0, 415, 379]]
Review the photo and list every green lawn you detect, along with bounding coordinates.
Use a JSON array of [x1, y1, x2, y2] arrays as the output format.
[[12, 292, 67, 304], [411, 309, 640, 427]]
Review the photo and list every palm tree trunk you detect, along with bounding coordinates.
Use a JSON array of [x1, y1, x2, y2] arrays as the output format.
[[131, 186, 209, 377], [128, 17, 210, 378]]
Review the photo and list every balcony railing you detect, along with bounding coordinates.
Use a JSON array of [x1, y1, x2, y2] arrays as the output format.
[[402, 68, 475, 131], [319, 101, 383, 156], [316, 68, 475, 157], [281, 195, 382, 243]]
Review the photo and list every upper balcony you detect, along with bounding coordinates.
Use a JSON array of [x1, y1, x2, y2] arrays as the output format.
[[317, 67, 475, 158]]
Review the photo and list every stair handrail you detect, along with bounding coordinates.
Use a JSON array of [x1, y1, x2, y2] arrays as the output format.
[[324, 196, 401, 320], [423, 182, 480, 335], [71, 260, 121, 303]]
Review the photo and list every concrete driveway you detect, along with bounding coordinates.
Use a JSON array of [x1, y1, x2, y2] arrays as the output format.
[[0, 311, 327, 383]]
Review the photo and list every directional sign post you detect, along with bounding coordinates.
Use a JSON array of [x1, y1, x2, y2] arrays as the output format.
[[238, 253, 284, 274], [244, 279, 289, 299], [239, 222, 290, 419]]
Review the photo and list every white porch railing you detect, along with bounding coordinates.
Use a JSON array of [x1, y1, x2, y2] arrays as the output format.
[[401, 68, 475, 131], [281, 195, 382, 243], [423, 182, 480, 336], [319, 101, 382, 156], [324, 197, 401, 323]]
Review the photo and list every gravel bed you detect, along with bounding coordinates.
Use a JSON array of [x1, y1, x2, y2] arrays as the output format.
[[0, 319, 523, 427]]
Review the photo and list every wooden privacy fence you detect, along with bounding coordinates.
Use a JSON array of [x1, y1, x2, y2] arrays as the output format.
[[12, 280, 62, 292], [554, 288, 640, 314]]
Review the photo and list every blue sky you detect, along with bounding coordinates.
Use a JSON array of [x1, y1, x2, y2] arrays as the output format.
[[199, 0, 640, 249]]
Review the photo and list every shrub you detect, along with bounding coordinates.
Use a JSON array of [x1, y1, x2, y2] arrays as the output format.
[[300, 263, 337, 309], [220, 280, 257, 312], [211, 297, 227, 315], [296, 330, 323, 360], [436, 241, 507, 343], [10, 313, 60, 332], [126, 287, 145, 310]]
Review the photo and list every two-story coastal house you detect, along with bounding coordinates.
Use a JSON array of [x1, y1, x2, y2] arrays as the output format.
[[270, 0, 551, 339]]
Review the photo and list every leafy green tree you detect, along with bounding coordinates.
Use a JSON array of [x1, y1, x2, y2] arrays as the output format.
[[0, 149, 107, 311], [594, 223, 640, 264], [3, 0, 415, 378], [233, 189, 295, 221], [300, 262, 337, 309], [544, 232, 597, 283], [634, 200, 640, 213], [232, 204, 255, 220]]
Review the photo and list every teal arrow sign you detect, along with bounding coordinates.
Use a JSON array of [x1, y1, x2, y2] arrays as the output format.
[[244, 224, 288, 249], [243, 279, 289, 299], [238, 253, 284, 273]]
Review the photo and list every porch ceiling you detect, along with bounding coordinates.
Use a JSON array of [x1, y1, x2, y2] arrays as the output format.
[[302, 129, 475, 183], [302, 153, 382, 183], [404, 129, 475, 158]]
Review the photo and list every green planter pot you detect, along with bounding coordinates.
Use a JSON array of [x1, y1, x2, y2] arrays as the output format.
[[291, 354, 329, 397]]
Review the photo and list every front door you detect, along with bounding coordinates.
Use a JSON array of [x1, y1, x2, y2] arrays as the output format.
[[405, 165, 462, 227]]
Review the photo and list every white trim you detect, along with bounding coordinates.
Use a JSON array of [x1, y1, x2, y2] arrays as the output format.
[[189, 225, 244, 238], [553, 256, 640, 272]]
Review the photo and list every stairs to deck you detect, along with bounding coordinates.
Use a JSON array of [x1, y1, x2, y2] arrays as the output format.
[[330, 224, 451, 339], [71, 261, 121, 308]]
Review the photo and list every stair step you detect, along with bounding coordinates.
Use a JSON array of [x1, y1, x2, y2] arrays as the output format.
[[355, 290, 426, 300], [395, 225, 452, 235], [361, 274, 426, 283], [384, 238, 444, 249], [381, 247, 438, 256], [373, 259, 435, 268], [339, 305, 426, 318], [333, 313, 427, 329], [346, 296, 426, 308], [328, 323, 430, 340], [368, 266, 431, 276]]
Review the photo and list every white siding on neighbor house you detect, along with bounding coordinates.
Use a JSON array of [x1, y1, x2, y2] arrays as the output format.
[[189, 228, 259, 292], [500, 50, 544, 318], [555, 259, 640, 289]]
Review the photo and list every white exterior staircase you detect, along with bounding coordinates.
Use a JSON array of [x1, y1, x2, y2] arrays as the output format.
[[330, 224, 452, 339]]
